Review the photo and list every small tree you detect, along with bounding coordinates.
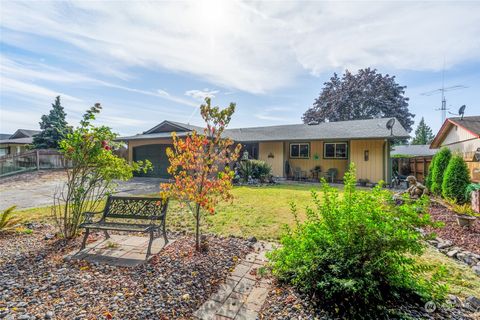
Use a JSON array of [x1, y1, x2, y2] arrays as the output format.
[[425, 153, 436, 190], [442, 155, 471, 203], [32, 96, 71, 149], [411, 117, 434, 145], [161, 98, 241, 251], [54, 103, 151, 239], [430, 147, 451, 195]]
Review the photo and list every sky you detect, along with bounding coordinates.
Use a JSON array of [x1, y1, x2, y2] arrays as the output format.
[[1, 1, 479, 136]]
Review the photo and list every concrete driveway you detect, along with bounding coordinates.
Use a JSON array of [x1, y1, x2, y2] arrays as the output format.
[[0, 171, 164, 210]]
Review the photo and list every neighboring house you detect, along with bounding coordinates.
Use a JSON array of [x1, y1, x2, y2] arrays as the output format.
[[391, 145, 438, 183], [120, 118, 409, 184], [0, 129, 41, 156], [430, 116, 480, 182]]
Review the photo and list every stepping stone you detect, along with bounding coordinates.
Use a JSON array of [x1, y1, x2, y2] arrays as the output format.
[[216, 292, 246, 318], [193, 299, 223, 320]]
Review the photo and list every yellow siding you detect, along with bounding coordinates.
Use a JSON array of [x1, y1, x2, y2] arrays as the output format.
[[258, 141, 284, 177], [127, 138, 173, 161], [285, 140, 348, 179], [350, 139, 385, 183]]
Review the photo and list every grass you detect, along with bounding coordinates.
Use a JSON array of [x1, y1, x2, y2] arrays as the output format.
[[9, 182, 480, 299]]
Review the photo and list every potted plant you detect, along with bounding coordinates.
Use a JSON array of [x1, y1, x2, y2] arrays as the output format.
[[447, 199, 477, 228], [466, 183, 480, 213]]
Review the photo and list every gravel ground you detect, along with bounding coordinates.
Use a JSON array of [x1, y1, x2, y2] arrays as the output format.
[[426, 203, 480, 255], [0, 224, 253, 320], [258, 282, 478, 320]]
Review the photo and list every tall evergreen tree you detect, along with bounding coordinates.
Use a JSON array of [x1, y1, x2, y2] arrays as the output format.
[[32, 96, 71, 149], [302, 68, 414, 132], [411, 117, 434, 145]]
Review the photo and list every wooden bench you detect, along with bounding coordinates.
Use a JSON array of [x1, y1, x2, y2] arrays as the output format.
[[79, 195, 169, 258]]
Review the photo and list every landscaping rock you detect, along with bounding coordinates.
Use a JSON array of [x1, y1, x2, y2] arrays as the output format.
[[472, 266, 480, 276], [465, 296, 480, 311], [248, 236, 257, 243], [0, 224, 252, 319], [437, 240, 453, 249]]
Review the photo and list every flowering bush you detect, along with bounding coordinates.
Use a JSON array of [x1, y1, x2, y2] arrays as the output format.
[[161, 98, 241, 251], [53, 104, 151, 239]]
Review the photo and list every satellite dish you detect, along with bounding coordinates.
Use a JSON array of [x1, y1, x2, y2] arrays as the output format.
[[386, 118, 396, 135], [458, 105, 466, 120]]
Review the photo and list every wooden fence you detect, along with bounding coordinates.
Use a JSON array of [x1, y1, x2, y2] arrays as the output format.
[[0, 149, 67, 177], [395, 156, 479, 183]]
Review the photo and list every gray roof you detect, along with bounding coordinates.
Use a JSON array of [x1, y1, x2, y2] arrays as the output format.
[[450, 116, 480, 136], [0, 129, 40, 145], [119, 118, 409, 142], [0, 134, 11, 140], [0, 137, 34, 144], [391, 145, 438, 157]]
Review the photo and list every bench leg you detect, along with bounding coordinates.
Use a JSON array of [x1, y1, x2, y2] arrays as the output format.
[[103, 230, 110, 239], [146, 229, 154, 259], [80, 229, 90, 251], [162, 221, 168, 245]]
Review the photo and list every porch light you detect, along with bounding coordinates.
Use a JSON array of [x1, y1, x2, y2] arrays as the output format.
[[364, 150, 369, 161]]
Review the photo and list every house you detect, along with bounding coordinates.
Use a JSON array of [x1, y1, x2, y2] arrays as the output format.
[[0, 129, 41, 156], [390, 145, 438, 183], [120, 118, 409, 184], [430, 116, 480, 182]]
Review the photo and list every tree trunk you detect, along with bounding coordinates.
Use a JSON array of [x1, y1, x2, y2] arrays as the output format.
[[195, 203, 201, 251]]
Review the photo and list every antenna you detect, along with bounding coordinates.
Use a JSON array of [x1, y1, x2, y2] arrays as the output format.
[[421, 61, 467, 125], [386, 118, 395, 136]]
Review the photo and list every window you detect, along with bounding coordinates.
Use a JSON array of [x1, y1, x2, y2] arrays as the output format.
[[290, 143, 310, 158], [324, 142, 348, 159]]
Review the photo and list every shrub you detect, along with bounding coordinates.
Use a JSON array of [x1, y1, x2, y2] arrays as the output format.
[[425, 153, 436, 190], [442, 155, 470, 203], [53, 104, 151, 239], [430, 148, 451, 195], [237, 159, 272, 183], [268, 164, 444, 318], [0, 206, 20, 231]]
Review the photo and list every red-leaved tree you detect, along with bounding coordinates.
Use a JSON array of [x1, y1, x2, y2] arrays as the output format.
[[161, 98, 241, 251]]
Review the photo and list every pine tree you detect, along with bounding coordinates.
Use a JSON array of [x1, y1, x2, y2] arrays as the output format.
[[32, 96, 71, 149], [302, 68, 414, 132], [442, 155, 470, 203], [411, 117, 434, 145], [430, 147, 451, 195]]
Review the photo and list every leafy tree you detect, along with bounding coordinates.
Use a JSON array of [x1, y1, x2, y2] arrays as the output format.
[[32, 96, 71, 149], [302, 68, 414, 132], [430, 147, 451, 195], [411, 117, 435, 145], [442, 155, 471, 203], [268, 164, 444, 318], [53, 103, 151, 239], [161, 98, 241, 251]]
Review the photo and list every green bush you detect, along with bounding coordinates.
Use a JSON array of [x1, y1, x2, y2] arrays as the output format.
[[268, 164, 444, 318], [237, 159, 272, 182], [442, 155, 470, 203], [425, 153, 436, 190], [431, 148, 451, 195]]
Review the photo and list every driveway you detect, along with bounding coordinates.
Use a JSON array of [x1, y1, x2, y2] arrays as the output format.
[[0, 171, 164, 210]]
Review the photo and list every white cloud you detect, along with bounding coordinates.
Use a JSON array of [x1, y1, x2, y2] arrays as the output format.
[[1, 1, 480, 94], [185, 88, 219, 100]]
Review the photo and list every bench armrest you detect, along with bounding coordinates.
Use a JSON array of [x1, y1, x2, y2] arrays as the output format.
[[82, 211, 103, 223]]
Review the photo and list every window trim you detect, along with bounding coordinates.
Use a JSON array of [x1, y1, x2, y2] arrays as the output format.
[[323, 142, 348, 159], [289, 142, 310, 159]]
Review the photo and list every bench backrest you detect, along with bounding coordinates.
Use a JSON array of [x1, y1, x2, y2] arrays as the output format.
[[103, 196, 169, 221]]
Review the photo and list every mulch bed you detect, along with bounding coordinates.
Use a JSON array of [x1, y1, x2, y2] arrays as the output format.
[[425, 203, 480, 255], [259, 281, 476, 320], [0, 225, 253, 320]]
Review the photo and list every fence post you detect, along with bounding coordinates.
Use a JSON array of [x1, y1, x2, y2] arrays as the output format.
[[36, 150, 40, 170]]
